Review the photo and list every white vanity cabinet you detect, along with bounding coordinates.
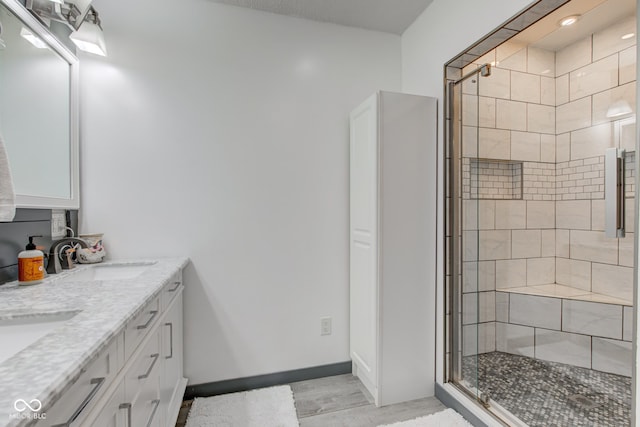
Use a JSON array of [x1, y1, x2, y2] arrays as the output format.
[[37, 269, 186, 427], [349, 91, 437, 407]]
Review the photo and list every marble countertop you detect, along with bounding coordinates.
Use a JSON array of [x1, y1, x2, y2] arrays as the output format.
[[0, 257, 189, 427]]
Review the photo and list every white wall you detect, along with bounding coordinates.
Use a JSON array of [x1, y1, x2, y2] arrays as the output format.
[[80, 0, 400, 384], [400, 0, 533, 384]]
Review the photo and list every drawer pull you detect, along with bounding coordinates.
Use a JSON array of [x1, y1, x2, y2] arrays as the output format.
[[168, 282, 181, 292], [52, 377, 105, 427], [138, 353, 160, 379], [165, 322, 174, 359], [136, 310, 158, 330], [119, 403, 132, 427], [146, 399, 161, 427]]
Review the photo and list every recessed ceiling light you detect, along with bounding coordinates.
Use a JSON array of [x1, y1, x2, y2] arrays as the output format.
[[559, 15, 580, 27], [621, 33, 635, 40]]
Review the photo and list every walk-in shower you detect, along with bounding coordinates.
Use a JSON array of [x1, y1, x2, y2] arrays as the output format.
[[445, 0, 637, 425]]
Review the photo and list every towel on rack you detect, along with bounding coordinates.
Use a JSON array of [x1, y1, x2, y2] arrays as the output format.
[[0, 133, 16, 222]]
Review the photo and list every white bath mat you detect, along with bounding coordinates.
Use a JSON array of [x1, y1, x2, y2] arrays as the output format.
[[185, 385, 299, 427], [378, 408, 472, 427]]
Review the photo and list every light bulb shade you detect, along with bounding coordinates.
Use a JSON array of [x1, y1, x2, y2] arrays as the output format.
[[606, 100, 633, 118], [20, 27, 47, 49], [69, 21, 106, 56]]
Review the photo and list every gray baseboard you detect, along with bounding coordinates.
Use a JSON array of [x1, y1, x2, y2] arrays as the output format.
[[435, 383, 491, 427], [184, 361, 352, 400]]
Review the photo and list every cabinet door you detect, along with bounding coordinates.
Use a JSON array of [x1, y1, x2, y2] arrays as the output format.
[[125, 329, 163, 427], [161, 291, 184, 426], [91, 382, 125, 427], [349, 93, 379, 397]]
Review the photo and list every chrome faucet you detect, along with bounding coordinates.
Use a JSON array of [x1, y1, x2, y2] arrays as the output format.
[[47, 238, 89, 274]]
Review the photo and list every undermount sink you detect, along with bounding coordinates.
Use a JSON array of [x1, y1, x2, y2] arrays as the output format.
[[0, 311, 78, 365], [55, 262, 156, 283]]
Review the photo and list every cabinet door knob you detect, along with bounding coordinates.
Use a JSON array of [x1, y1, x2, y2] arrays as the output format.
[[51, 377, 105, 427], [138, 353, 160, 379], [165, 322, 174, 359], [136, 310, 158, 330]]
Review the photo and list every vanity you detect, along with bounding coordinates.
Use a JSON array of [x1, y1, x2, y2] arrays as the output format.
[[0, 258, 188, 427]]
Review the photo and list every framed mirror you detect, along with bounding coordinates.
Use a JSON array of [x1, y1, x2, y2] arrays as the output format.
[[0, 0, 79, 209]]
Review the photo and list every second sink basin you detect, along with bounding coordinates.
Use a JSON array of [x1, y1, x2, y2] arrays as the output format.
[[0, 311, 79, 365], [55, 262, 156, 283]]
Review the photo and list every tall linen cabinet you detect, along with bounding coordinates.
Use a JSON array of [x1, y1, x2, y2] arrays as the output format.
[[349, 91, 437, 407]]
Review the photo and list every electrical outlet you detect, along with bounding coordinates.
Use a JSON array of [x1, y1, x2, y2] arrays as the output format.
[[51, 210, 66, 239], [320, 317, 332, 336]]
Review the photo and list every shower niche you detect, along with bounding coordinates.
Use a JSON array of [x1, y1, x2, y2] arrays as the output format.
[[445, 0, 636, 425]]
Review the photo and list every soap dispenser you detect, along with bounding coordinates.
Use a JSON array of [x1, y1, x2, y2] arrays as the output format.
[[18, 235, 44, 285]]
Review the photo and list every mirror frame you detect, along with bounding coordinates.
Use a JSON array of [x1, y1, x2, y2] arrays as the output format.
[[0, 0, 79, 209]]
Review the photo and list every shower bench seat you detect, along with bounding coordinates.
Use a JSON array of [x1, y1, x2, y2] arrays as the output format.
[[490, 284, 632, 377]]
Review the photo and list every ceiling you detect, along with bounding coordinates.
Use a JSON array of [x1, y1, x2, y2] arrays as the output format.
[[208, 0, 434, 35]]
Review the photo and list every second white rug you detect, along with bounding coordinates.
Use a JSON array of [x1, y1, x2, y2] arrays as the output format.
[[379, 408, 472, 427], [185, 385, 299, 427]]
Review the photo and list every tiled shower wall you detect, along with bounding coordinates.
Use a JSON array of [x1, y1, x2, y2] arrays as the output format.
[[459, 16, 637, 362], [462, 16, 637, 299]]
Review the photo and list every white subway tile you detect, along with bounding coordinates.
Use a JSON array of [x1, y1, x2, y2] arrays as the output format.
[[592, 263, 633, 302], [625, 199, 635, 233], [496, 322, 535, 357], [619, 46, 636, 85], [556, 229, 570, 257], [495, 200, 526, 229], [623, 306, 633, 341], [570, 123, 613, 160], [510, 294, 561, 329], [556, 97, 591, 134], [478, 96, 496, 128], [535, 329, 591, 368], [527, 201, 555, 229], [556, 74, 569, 105], [462, 292, 478, 325], [511, 131, 540, 162], [496, 292, 509, 322], [496, 99, 527, 131], [556, 37, 592, 76], [556, 200, 591, 230], [462, 231, 478, 262], [562, 299, 623, 339], [556, 133, 570, 163], [592, 16, 636, 61], [571, 230, 618, 264], [463, 200, 495, 230], [591, 200, 605, 231], [540, 134, 555, 163], [462, 126, 478, 157], [528, 104, 555, 134], [512, 230, 541, 258], [496, 259, 526, 289], [569, 55, 619, 101], [541, 77, 555, 106], [479, 230, 511, 260], [619, 233, 634, 268], [592, 338, 632, 377], [528, 47, 555, 76], [497, 41, 527, 66], [527, 257, 555, 285], [620, 119, 636, 152], [498, 47, 527, 72], [556, 257, 591, 291], [592, 82, 636, 126], [463, 261, 496, 293], [478, 128, 510, 160], [464, 322, 497, 356], [479, 67, 511, 99], [511, 71, 540, 103], [541, 230, 555, 257], [462, 94, 478, 126]]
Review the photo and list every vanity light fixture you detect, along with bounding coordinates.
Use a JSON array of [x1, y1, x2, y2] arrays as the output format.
[[20, 27, 47, 48], [48, 0, 64, 4], [69, 7, 106, 56], [559, 15, 580, 27], [606, 99, 633, 118], [0, 21, 5, 50], [621, 33, 635, 40]]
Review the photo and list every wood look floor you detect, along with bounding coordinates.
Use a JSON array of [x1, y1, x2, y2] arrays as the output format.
[[175, 374, 447, 426]]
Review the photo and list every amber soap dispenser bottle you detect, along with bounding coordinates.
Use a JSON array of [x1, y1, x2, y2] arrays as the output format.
[[18, 235, 44, 285]]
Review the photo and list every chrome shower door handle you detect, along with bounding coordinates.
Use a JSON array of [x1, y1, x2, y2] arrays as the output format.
[[605, 147, 625, 238]]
